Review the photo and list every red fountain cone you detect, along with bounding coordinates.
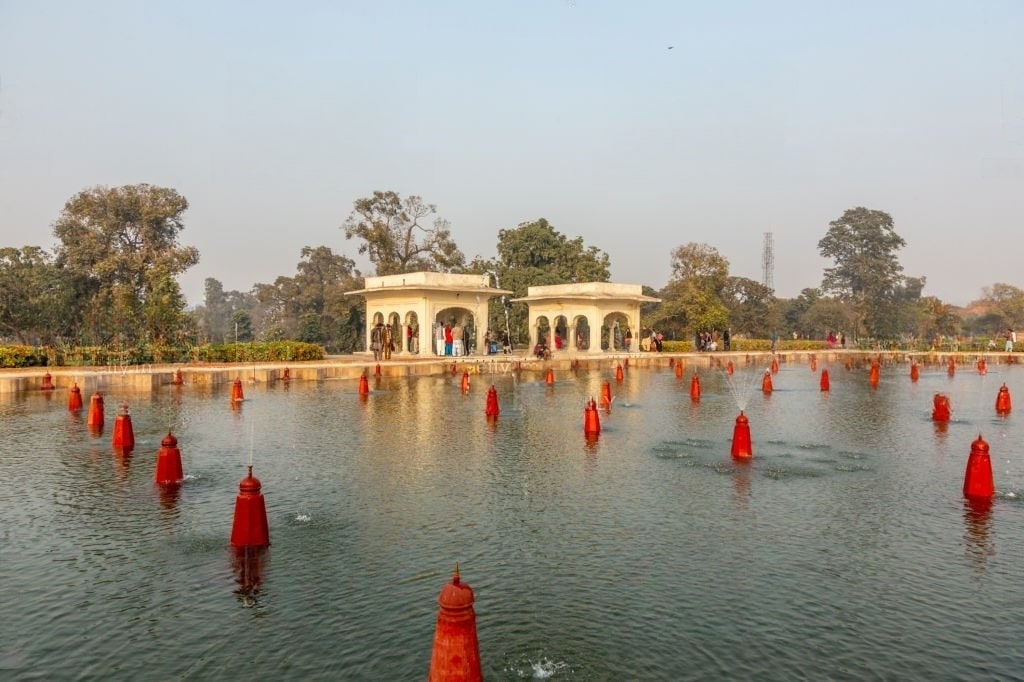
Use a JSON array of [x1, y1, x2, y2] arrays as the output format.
[[451, 362, 457, 375], [932, 393, 951, 422], [230, 465, 270, 549], [731, 411, 753, 459], [910, 362, 919, 382], [584, 398, 601, 436], [358, 373, 369, 396], [977, 358, 987, 375], [669, 358, 675, 368], [761, 370, 773, 394], [600, 380, 612, 410], [283, 367, 291, 381], [427, 564, 482, 682], [624, 358, 629, 368], [674, 362, 683, 379], [689, 373, 701, 401], [41, 371, 55, 390], [68, 382, 83, 411], [947, 357, 956, 376], [485, 385, 499, 419], [869, 360, 880, 388], [87, 392, 104, 430], [231, 378, 244, 402], [615, 364, 624, 382], [820, 369, 830, 392], [112, 402, 135, 453], [375, 363, 382, 377], [810, 356, 817, 372], [172, 368, 184, 386], [770, 355, 779, 374], [545, 368, 555, 385], [461, 371, 470, 393], [995, 384, 1012, 415], [963, 434, 995, 501], [154, 431, 184, 485], [726, 360, 734, 375]]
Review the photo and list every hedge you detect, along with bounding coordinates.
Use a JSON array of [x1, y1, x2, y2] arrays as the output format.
[[0, 342, 324, 368]]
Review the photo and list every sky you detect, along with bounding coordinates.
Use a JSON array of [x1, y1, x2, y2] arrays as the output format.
[[1, 0, 1022, 307]]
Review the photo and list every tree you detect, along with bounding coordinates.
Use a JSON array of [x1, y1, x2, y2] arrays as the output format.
[[202, 278, 231, 343], [53, 184, 199, 344], [0, 246, 79, 344], [479, 219, 611, 344], [342, 191, 465, 275], [980, 283, 1024, 331], [650, 243, 730, 339], [721, 276, 776, 338], [291, 246, 363, 352], [818, 207, 908, 339]]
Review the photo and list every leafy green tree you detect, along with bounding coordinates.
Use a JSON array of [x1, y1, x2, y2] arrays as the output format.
[[477, 219, 611, 344], [292, 246, 363, 352], [251, 247, 364, 351], [980, 283, 1024, 332], [818, 207, 908, 339], [721, 276, 776, 338], [0, 246, 80, 344], [53, 184, 199, 344], [801, 298, 854, 340], [650, 243, 729, 339], [342, 191, 465, 275], [916, 296, 962, 343], [231, 309, 254, 342], [202, 277, 231, 343]]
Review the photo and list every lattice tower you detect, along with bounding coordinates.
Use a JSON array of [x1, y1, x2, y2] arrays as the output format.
[[762, 232, 774, 291]]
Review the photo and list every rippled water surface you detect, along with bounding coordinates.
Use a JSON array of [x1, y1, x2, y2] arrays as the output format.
[[2, 360, 1023, 680]]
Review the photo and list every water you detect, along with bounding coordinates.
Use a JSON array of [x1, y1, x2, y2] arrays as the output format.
[[1, 361, 1023, 680]]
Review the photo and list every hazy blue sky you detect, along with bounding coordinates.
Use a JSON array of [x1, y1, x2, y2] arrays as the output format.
[[2, 1, 1022, 306]]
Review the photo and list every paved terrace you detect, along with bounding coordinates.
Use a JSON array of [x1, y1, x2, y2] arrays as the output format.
[[2, 347, 1018, 395]]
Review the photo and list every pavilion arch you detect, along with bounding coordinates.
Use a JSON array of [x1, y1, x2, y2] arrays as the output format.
[[572, 314, 591, 351], [404, 311, 420, 353], [436, 306, 477, 356], [552, 315, 569, 351], [535, 316, 551, 346], [346, 272, 511, 357], [602, 311, 631, 352], [513, 282, 660, 355]]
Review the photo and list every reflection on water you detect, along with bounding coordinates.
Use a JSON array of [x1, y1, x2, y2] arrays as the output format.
[[1, 362, 1023, 680]]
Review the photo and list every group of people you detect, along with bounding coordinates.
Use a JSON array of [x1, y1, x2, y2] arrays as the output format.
[[694, 330, 727, 352], [434, 321, 466, 357], [825, 331, 847, 349], [369, 322, 394, 362]]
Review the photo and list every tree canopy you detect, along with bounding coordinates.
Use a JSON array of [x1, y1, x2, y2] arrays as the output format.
[[478, 218, 611, 343], [342, 191, 465, 275], [53, 184, 199, 345], [650, 242, 730, 338], [818, 207, 908, 338]]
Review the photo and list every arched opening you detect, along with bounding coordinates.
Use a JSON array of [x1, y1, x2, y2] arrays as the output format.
[[603, 312, 629, 352], [552, 315, 568, 351], [573, 315, 591, 351], [535, 316, 551, 352], [405, 311, 419, 354], [436, 307, 475, 356]]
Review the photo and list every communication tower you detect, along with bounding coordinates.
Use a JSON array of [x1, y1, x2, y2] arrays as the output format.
[[762, 232, 774, 291]]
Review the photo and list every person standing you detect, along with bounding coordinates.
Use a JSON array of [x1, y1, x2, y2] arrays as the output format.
[[370, 322, 384, 361], [444, 323, 453, 356], [381, 324, 393, 360], [435, 322, 445, 356], [452, 323, 464, 357], [723, 328, 731, 352], [1006, 328, 1016, 353]]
